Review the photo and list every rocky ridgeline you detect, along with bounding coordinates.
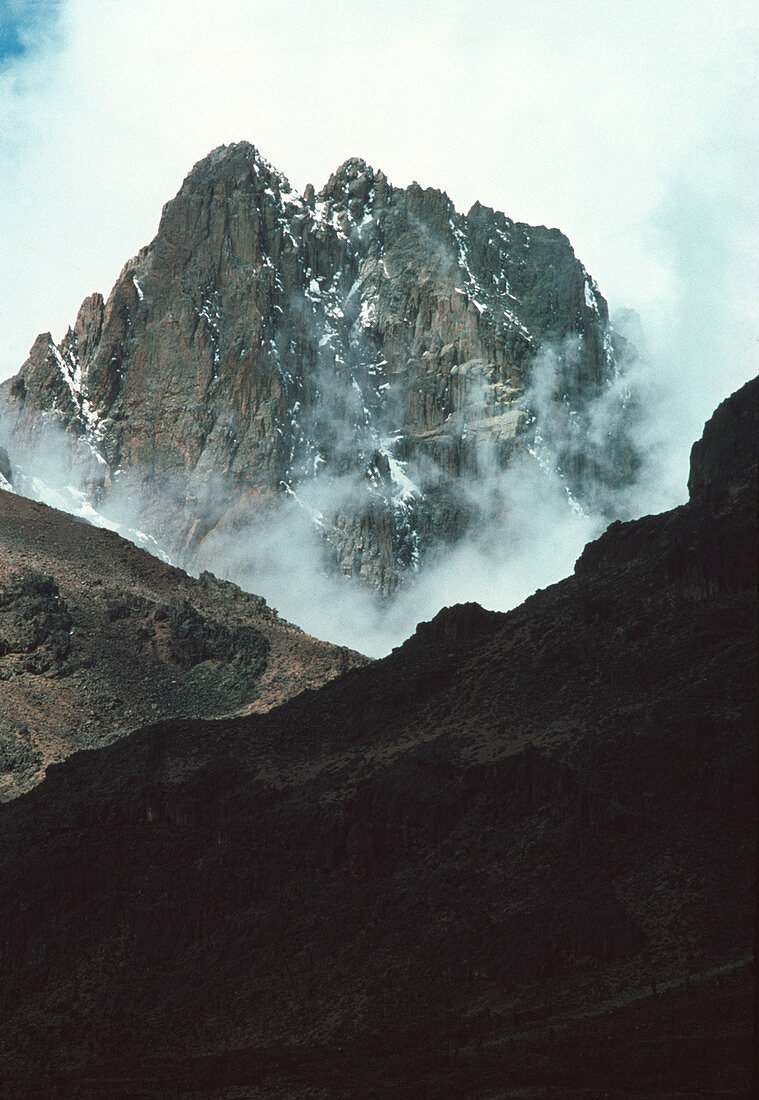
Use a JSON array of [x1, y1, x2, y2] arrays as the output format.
[[0, 489, 367, 800], [0, 143, 635, 593]]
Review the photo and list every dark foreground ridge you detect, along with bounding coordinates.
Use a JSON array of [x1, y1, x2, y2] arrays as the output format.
[[0, 377, 756, 1096]]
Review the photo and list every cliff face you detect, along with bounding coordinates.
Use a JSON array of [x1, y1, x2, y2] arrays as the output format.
[[0, 143, 634, 593], [0, 379, 754, 1097]]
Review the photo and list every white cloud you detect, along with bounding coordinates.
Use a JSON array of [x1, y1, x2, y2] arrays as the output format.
[[0, 0, 757, 497]]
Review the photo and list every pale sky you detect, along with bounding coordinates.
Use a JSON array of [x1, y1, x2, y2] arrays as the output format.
[[1, 0, 757, 451]]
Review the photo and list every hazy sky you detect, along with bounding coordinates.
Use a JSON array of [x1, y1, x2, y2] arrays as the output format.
[[1, 0, 757, 443]]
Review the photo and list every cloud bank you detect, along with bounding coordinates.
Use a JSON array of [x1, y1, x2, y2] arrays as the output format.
[[1, 0, 757, 651], [0, 329, 669, 658]]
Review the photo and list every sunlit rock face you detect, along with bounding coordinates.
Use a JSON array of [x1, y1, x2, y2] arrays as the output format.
[[0, 142, 635, 593], [0, 487, 367, 802]]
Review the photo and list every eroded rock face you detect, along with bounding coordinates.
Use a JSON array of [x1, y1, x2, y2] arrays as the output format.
[[0, 570, 73, 674], [0, 143, 634, 593], [0, 447, 11, 486], [688, 374, 759, 509]]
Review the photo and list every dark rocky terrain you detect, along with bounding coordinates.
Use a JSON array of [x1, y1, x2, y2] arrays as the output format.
[[0, 143, 636, 594], [0, 487, 365, 800], [0, 378, 754, 1097]]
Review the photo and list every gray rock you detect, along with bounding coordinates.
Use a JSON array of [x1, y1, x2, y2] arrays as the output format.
[[0, 142, 636, 593]]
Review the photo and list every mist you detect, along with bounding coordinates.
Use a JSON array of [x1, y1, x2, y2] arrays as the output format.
[[2, 151, 755, 657], [1, 315, 713, 659], [192, 451, 602, 658], [184, 326, 679, 657], [1, 2, 755, 655]]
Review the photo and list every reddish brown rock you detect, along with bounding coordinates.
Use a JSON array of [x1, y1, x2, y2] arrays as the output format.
[[0, 487, 366, 800], [0, 143, 634, 594]]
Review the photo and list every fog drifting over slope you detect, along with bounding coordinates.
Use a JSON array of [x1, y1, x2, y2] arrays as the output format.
[[1, 2, 756, 653], [1, 318, 722, 658], [168, 318, 734, 657]]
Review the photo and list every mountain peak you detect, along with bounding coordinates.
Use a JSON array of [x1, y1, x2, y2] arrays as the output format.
[[179, 141, 293, 197], [320, 156, 381, 213], [688, 375, 759, 509], [0, 142, 633, 611]]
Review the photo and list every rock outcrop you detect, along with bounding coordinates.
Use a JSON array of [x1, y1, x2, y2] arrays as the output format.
[[0, 143, 635, 594], [0, 378, 754, 1097], [0, 487, 366, 800], [0, 446, 11, 487]]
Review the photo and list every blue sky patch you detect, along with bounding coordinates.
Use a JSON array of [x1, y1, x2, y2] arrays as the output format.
[[0, 2, 61, 69], [0, 18, 26, 65]]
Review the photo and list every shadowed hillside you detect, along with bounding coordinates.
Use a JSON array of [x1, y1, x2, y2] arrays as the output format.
[[0, 377, 755, 1097]]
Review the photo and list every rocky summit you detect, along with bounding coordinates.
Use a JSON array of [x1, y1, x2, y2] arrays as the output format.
[[0, 373, 754, 1097], [0, 143, 636, 594]]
